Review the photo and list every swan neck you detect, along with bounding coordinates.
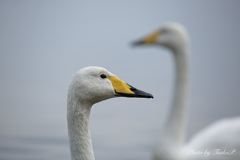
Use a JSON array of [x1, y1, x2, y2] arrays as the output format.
[[165, 47, 189, 146], [67, 100, 95, 160]]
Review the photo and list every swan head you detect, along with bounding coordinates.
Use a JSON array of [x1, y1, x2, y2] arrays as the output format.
[[132, 22, 189, 52], [68, 66, 153, 105]]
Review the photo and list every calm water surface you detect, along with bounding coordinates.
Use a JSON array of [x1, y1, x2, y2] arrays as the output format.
[[0, 99, 159, 160]]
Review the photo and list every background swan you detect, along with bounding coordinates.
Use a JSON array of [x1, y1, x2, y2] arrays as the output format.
[[132, 22, 240, 160], [67, 66, 153, 160]]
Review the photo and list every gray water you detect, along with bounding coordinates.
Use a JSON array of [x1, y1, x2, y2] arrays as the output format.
[[0, 98, 162, 160], [0, 135, 69, 160], [1, 94, 239, 160]]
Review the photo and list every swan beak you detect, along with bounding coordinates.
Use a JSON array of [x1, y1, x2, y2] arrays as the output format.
[[132, 30, 160, 46], [108, 76, 153, 98]]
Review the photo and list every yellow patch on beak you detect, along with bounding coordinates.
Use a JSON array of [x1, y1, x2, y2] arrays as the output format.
[[107, 76, 134, 95], [143, 30, 161, 44]]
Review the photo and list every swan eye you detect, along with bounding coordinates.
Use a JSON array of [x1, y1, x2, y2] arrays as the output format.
[[161, 29, 168, 34], [100, 74, 107, 79]]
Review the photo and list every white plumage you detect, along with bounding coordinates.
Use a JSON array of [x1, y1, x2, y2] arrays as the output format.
[[67, 66, 153, 160], [184, 117, 240, 160], [132, 22, 240, 160]]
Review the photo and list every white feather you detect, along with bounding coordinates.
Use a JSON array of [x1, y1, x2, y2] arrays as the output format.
[[134, 22, 240, 160], [67, 66, 115, 160], [66, 66, 152, 160]]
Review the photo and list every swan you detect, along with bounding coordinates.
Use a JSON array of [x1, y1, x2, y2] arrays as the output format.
[[132, 22, 240, 160], [67, 66, 153, 160]]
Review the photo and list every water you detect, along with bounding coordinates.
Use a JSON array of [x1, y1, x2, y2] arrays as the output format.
[[0, 112, 70, 160], [1, 89, 239, 160], [0, 135, 69, 160], [0, 98, 160, 160], [0, 84, 239, 160]]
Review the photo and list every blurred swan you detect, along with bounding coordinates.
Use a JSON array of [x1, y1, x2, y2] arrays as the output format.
[[132, 22, 240, 160], [67, 66, 153, 160]]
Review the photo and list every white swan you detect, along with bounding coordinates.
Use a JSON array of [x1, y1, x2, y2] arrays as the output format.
[[67, 66, 153, 160], [132, 22, 240, 160]]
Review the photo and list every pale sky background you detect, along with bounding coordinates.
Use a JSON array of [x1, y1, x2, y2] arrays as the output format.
[[0, 1, 240, 160]]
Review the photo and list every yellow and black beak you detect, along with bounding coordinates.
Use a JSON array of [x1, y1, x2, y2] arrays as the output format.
[[107, 76, 153, 98], [132, 30, 160, 46]]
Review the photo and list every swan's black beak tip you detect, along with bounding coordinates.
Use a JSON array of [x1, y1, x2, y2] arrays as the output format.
[[131, 40, 144, 47], [146, 94, 154, 99], [116, 84, 154, 99], [129, 84, 154, 99], [116, 89, 154, 99], [143, 93, 154, 99]]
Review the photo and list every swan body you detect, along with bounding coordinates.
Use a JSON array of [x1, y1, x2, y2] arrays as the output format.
[[184, 117, 240, 160], [67, 66, 153, 160], [132, 22, 240, 160]]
